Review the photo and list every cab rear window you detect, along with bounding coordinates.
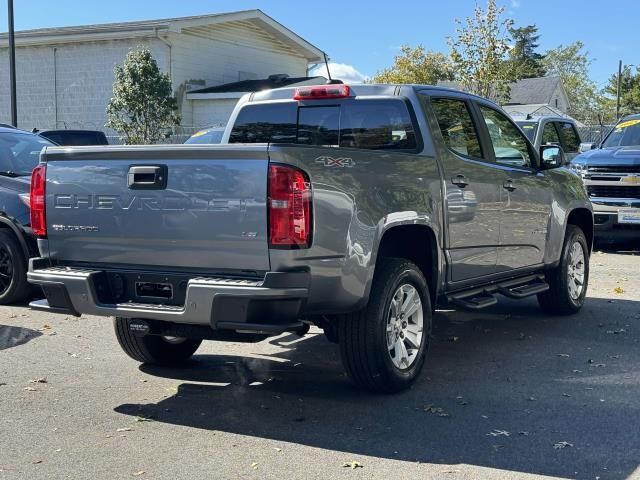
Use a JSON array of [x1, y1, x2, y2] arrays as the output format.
[[229, 99, 418, 151]]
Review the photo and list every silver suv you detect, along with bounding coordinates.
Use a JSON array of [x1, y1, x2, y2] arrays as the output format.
[[515, 116, 582, 164]]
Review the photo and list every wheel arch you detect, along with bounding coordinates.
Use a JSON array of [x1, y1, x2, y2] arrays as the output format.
[[370, 224, 441, 310], [0, 215, 31, 260], [566, 208, 594, 254]]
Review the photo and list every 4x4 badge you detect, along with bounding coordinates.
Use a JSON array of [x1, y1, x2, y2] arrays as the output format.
[[315, 156, 355, 168]]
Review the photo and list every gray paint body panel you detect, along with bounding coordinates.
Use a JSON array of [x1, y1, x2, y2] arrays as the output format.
[[43, 146, 270, 272]]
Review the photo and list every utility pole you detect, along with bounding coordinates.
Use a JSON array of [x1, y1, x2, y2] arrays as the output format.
[[8, 0, 17, 127], [615, 59, 622, 121]]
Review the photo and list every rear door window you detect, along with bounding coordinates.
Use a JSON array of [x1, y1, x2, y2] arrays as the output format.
[[430, 97, 483, 159], [558, 122, 581, 153], [542, 122, 561, 145], [339, 100, 417, 150], [229, 99, 418, 151]]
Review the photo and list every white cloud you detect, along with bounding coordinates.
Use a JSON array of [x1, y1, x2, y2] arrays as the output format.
[[310, 62, 368, 83]]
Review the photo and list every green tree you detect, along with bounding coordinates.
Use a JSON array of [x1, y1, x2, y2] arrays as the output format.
[[603, 65, 640, 119], [372, 45, 454, 85], [106, 47, 181, 144], [503, 25, 546, 80], [447, 0, 513, 102], [542, 42, 601, 122]]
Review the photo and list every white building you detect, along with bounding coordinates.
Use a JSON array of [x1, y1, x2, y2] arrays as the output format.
[[0, 10, 324, 136]]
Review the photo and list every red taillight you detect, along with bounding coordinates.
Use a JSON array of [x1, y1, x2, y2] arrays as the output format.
[[268, 164, 312, 248], [293, 84, 350, 100], [30, 164, 47, 238]]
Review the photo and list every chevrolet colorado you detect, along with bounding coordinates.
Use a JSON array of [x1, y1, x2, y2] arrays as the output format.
[[27, 84, 593, 393]]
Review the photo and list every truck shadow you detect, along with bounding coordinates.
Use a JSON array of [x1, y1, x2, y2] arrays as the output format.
[[0, 324, 42, 351], [115, 296, 640, 479]]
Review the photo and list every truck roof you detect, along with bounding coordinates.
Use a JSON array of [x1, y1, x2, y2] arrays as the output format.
[[248, 83, 501, 108]]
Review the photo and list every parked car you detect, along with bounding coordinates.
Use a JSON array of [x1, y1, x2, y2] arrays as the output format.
[[0, 126, 55, 303], [570, 113, 640, 240], [514, 116, 582, 163], [184, 127, 225, 144], [37, 129, 109, 146], [27, 84, 593, 393]]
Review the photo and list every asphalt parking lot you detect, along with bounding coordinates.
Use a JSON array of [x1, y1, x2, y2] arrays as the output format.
[[1, 243, 639, 480]]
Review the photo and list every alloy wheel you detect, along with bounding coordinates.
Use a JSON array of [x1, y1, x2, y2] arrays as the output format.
[[386, 284, 424, 369]]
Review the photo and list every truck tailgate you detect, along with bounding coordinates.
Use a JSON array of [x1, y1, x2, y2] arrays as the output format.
[[42, 145, 270, 273]]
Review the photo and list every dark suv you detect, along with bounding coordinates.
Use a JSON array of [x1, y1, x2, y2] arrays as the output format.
[[0, 127, 55, 303], [37, 129, 109, 146]]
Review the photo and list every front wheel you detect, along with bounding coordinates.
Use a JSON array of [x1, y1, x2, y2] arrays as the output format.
[[114, 317, 202, 366], [537, 225, 589, 315], [338, 258, 432, 393]]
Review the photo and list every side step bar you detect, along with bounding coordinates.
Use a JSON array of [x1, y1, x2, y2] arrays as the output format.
[[448, 274, 549, 310]]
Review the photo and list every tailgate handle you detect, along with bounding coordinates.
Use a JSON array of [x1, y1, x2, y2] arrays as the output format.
[[128, 165, 167, 190]]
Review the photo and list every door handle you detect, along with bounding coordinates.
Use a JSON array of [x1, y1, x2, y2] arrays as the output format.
[[451, 174, 469, 188], [503, 179, 516, 192], [127, 165, 168, 190]]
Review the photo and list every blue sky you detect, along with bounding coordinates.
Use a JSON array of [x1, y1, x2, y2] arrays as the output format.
[[1, 0, 638, 87]]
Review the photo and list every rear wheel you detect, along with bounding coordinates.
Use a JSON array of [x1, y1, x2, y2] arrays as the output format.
[[114, 317, 202, 365], [538, 225, 589, 315], [338, 258, 432, 393], [0, 230, 30, 305]]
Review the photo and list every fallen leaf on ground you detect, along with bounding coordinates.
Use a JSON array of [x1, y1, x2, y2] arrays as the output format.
[[30, 378, 47, 384], [134, 416, 153, 423], [553, 441, 573, 449], [132, 471, 145, 477], [250, 462, 258, 470], [447, 336, 459, 342], [116, 427, 133, 432], [24, 387, 37, 392], [613, 287, 624, 294], [342, 461, 363, 469], [424, 404, 450, 416], [487, 429, 511, 437], [32, 460, 43, 465], [273, 447, 282, 452], [40, 324, 52, 330], [557, 354, 570, 358]]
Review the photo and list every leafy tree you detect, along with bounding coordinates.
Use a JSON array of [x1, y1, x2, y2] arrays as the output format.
[[603, 65, 640, 119], [502, 25, 546, 80], [542, 42, 601, 122], [106, 48, 180, 144], [447, 0, 513, 102], [372, 45, 454, 85]]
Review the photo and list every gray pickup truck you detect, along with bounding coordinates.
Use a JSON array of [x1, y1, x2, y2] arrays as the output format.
[[27, 84, 593, 393]]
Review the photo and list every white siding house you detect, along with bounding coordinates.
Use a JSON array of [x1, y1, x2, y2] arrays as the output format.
[[0, 10, 323, 136]]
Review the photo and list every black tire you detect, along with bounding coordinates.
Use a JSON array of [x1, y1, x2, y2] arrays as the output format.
[[338, 258, 432, 393], [537, 225, 589, 315], [0, 230, 30, 305], [114, 317, 202, 366]]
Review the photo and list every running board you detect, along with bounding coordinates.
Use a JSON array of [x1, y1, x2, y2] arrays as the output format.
[[448, 274, 549, 310]]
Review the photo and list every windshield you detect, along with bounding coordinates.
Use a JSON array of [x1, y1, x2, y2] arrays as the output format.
[[602, 118, 640, 147], [185, 129, 225, 144], [0, 131, 54, 176], [516, 121, 538, 142]]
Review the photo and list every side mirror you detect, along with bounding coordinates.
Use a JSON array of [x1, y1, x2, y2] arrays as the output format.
[[540, 144, 565, 170], [578, 142, 596, 153]]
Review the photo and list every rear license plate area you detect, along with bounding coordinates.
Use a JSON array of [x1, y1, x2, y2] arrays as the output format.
[[135, 282, 173, 300]]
